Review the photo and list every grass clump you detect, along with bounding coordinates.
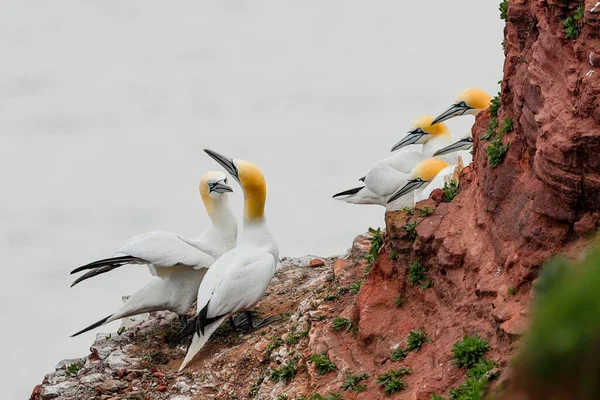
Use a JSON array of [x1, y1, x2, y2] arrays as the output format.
[[408, 261, 432, 289], [377, 368, 411, 396], [341, 372, 369, 392], [499, 0, 508, 20], [487, 137, 509, 168], [270, 359, 298, 384], [482, 117, 498, 141], [304, 393, 342, 400], [562, 3, 584, 39], [499, 117, 514, 134], [332, 317, 353, 332], [266, 337, 284, 357], [365, 227, 384, 265], [406, 328, 432, 352], [418, 206, 435, 217], [350, 280, 362, 294], [394, 296, 404, 308], [66, 363, 82, 376], [490, 94, 501, 117], [286, 329, 309, 345], [249, 372, 266, 397], [467, 358, 497, 380], [309, 352, 337, 376], [401, 206, 415, 215], [442, 179, 459, 202], [389, 249, 399, 261], [452, 334, 490, 368], [403, 221, 418, 240], [508, 286, 517, 295], [277, 395, 288, 400], [391, 347, 408, 362]]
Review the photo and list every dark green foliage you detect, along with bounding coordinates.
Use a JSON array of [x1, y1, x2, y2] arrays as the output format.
[[418, 206, 435, 217], [448, 377, 489, 400], [466, 359, 496, 380], [562, 3, 584, 39], [309, 352, 337, 376], [305, 393, 343, 400], [430, 395, 446, 400], [499, 0, 508, 20], [443, 180, 459, 202], [365, 227, 384, 265], [377, 368, 411, 396], [66, 363, 82, 376], [350, 280, 362, 294], [277, 395, 288, 400], [403, 221, 418, 240], [249, 372, 266, 397], [499, 117, 513, 134], [286, 329, 309, 345], [408, 261, 432, 289], [270, 359, 298, 384], [332, 317, 353, 332], [266, 337, 284, 357], [342, 372, 369, 392], [489, 94, 501, 117], [452, 334, 490, 368], [389, 250, 399, 260], [406, 328, 432, 352], [487, 137, 509, 168], [482, 117, 498, 141], [401, 206, 415, 215], [391, 347, 408, 361], [508, 286, 516, 295], [394, 296, 404, 308]]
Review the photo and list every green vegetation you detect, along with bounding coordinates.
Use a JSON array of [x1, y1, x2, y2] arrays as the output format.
[[350, 280, 362, 294], [391, 347, 408, 362], [562, 3, 585, 39], [430, 395, 446, 400], [467, 359, 497, 380], [117, 326, 127, 335], [377, 368, 411, 396], [286, 329, 309, 345], [270, 359, 298, 384], [452, 334, 490, 368], [249, 372, 266, 397], [401, 206, 415, 215], [277, 395, 288, 400], [341, 372, 369, 392], [394, 295, 404, 308], [431, 359, 497, 400], [309, 352, 337, 376], [487, 137, 509, 168], [266, 337, 284, 357], [499, 0, 508, 20], [406, 328, 432, 352], [442, 179, 459, 202], [365, 227, 384, 265], [408, 261, 432, 289], [389, 249, 399, 261], [499, 117, 514, 134], [418, 206, 435, 217], [483, 117, 498, 141], [490, 93, 501, 117], [324, 286, 348, 302], [403, 221, 418, 240], [304, 393, 343, 400], [66, 363, 82, 377], [508, 286, 517, 295], [332, 317, 353, 332]]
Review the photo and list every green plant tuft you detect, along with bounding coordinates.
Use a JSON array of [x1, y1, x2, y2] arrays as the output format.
[[277, 395, 288, 400], [508, 286, 517, 295], [490, 93, 501, 117], [562, 3, 584, 39], [389, 250, 399, 261], [418, 206, 435, 217], [499, 117, 514, 134], [401, 206, 415, 215], [365, 227, 384, 265], [403, 221, 418, 240], [66, 363, 82, 377], [332, 317, 353, 332], [394, 296, 404, 308], [408, 261, 432, 289], [467, 358, 497, 381], [341, 372, 369, 392], [442, 179, 459, 202], [249, 371, 266, 397], [377, 368, 411, 396], [304, 393, 343, 400], [487, 137, 509, 168], [309, 352, 337, 376], [452, 334, 490, 369], [499, 0, 508, 20], [266, 337, 284, 357], [391, 347, 408, 362], [270, 359, 299, 384], [482, 117, 498, 141], [286, 329, 309, 345], [406, 328, 432, 352], [350, 280, 362, 294]]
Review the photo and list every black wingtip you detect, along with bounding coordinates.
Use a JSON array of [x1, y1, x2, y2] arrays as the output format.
[[70, 314, 112, 337], [332, 186, 364, 198], [71, 256, 140, 275]]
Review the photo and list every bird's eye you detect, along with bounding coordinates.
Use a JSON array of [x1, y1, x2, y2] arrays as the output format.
[[457, 101, 467, 107], [416, 128, 424, 134], [208, 182, 216, 189], [224, 178, 227, 184]]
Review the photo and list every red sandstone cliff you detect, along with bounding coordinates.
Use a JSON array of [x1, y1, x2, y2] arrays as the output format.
[[31, 1, 600, 399]]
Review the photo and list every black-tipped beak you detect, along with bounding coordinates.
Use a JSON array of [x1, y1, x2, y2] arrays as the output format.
[[433, 137, 474, 156], [210, 181, 234, 194], [204, 149, 240, 183], [391, 131, 428, 152], [387, 179, 427, 204], [431, 104, 472, 125]]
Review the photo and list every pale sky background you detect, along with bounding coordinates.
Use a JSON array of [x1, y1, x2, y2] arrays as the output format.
[[1, 1, 504, 397]]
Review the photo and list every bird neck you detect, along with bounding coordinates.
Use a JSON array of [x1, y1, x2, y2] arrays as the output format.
[[207, 198, 237, 235], [243, 186, 266, 221]]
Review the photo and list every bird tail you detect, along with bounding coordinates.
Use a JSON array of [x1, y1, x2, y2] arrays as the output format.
[[332, 186, 364, 199], [179, 316, 227, 371], [70, 256, 143, 287], [70, 314, 113, 337]]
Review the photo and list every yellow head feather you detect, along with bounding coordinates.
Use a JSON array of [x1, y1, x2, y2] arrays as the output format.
[[198, 171, 228, 214], [411, 115, 452, 138], [236, 160, 267, 220], [456, 88, 492, 110], [413, 158, 450, 181]]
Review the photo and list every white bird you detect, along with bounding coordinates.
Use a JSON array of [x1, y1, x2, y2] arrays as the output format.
[[431, 88, 492, 156], [415, 157, 464, 202], [178, 149, 278, 371], [386, 158, 452, 205], [391, 115, 473, 165], [70, 171, 237, 337], [332, 150, 425, 210]]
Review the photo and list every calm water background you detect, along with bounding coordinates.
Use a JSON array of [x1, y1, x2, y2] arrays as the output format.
[[1, 1, 504, 397]]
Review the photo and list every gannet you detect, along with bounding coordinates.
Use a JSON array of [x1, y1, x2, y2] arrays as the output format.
[[430, 88, 492, 156], [178, 149, 278, 371], [415, 156, 464, 202], [332, 150, 425, 210], [69, 171, 237, 337], [387, 158, 451, 204], [431, 88, 492, 125], [391, 115, 472, 165]]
